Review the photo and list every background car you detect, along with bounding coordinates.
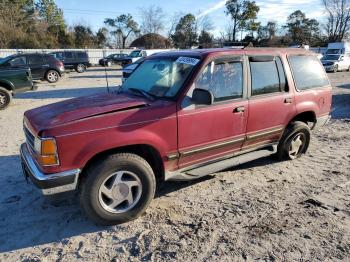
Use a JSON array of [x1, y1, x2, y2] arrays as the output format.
[[0, 53, 64, 83], [99, 53, 129, 66], [50, 51, 91, 73], [0, 67, 35, 110], [321, 54, 350, 72]]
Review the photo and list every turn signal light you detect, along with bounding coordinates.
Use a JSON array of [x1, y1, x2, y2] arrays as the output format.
[[38, 155, 59, 166], [41, 139, 57, 155]]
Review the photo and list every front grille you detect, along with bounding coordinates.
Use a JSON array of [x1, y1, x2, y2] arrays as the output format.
[[24, 125, 35, 150]]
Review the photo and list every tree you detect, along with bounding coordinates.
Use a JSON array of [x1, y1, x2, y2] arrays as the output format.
[[171, 14, 198, 48], [130, 33, 171, 49], [323, 0, 350, 41], [96, 27, 109, 47], [198, 30, 214, 48], [284, 10, 320, 45], [139, 5, 165, 34], [104, 14, 139, 48], [225, 0, 259, 41], [35, 0, 66, 33], [73, 24, 95, 48]]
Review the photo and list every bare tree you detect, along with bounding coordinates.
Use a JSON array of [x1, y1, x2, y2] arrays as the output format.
[[323, 0, 350, 41], [167, 12, 185, 38], [139, 5, 165, 35]]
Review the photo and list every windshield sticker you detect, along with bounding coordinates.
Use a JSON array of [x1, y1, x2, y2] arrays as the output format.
[[175, 57, 200, 66]]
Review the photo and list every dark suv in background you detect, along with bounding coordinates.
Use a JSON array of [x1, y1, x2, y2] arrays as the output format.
[[99, 53, 129, 66], [0, 53, 65, 83], [51, 51, 91, 73]]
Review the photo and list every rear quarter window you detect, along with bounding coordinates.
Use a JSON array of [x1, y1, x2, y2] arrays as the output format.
[[77, 52, 88, 59], [288, 55, 330, 90]]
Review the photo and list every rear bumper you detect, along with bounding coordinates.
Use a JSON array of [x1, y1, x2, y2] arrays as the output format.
[[20, 143, 80, 195]]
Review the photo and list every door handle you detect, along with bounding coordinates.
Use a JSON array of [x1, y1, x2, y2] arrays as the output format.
[[234, 106, 245, 113], [284, 97, 292, 104]]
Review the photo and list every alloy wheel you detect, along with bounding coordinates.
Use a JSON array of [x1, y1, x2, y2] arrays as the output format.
[[0, 93, 6, 107], [288, 133, 306, 159], [98, 171, 142, 214], [48, 71, 58, 82]]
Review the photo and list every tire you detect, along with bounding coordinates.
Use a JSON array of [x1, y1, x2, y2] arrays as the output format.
[[276, 121, 311, 161], [46, 70, 60, 83], [0, 87, 12, 110], [333, 65, 338, 73], [76, 64, 86, 73], [80, 153, 156, 225]]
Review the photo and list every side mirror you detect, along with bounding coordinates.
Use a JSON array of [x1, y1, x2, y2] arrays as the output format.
[[192, 88, 214, 105]]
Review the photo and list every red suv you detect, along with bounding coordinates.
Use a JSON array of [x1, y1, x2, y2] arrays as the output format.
[[20, 48, 332, 225]]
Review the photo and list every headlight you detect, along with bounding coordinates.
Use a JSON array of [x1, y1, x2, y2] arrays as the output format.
[[34, 137, 59, 166]]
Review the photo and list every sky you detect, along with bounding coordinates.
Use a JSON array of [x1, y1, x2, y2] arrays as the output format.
[[55, 0, 326, 36]]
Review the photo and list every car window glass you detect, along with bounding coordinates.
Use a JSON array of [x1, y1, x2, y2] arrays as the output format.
[[289, 55, 330, 90], [64, 52, 74, 59], [77, 52, 87, 59], [250, 59, 280, 95], [9, 56, 27, 66], [28, 55, 43, 65], [195, 59, 243, 102], [53, 52, 64, 60]]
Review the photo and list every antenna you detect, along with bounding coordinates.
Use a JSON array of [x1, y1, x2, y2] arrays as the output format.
[[104, 62, 110, 94]]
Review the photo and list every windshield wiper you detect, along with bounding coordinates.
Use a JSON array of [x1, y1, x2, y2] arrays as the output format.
[[128, 88, 157, 101]]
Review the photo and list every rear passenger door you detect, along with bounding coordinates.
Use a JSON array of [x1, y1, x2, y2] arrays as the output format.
[[27, 54, 45, 79], [243, 55, 296, 149], [64, 51, 75, 68]]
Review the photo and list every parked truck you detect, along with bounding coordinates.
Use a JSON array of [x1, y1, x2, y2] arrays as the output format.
[[0, 68, 35, 110], [325, 42, 350, 55]]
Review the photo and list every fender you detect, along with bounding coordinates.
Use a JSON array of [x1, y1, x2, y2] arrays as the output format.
[[0, 79, 14, 90]]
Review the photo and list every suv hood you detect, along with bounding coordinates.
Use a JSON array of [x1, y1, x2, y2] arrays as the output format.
[[25, 92, 149, 134]]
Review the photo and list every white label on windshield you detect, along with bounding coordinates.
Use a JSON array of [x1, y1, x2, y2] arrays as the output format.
[[175, 57, 200, 66]]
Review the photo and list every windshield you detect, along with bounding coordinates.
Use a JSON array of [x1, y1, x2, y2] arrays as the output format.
[[129, 50, 141, 58], [322, 55, 341, 61], [122, 57, 200, 98], [0, 55, 14, 65]]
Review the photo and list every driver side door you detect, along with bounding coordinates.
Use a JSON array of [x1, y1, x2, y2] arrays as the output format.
[[177, 56, 248, 169]]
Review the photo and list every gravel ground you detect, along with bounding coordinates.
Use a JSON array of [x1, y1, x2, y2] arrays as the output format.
[[0, 67, 349, 261]]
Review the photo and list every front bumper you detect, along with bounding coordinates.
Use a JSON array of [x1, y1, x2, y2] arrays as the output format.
[[20, 143, 80, 195], [323, 65, 334, 71]]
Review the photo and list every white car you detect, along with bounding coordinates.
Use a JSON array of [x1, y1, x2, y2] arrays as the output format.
[[321, 54, 350, 72]]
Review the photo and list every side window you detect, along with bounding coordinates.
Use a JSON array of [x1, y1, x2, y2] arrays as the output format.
[[289, 55, 329, 90], [53, 52, 64, 60], [9, 56, 26, 67], [250, 57, 285, 96], [64, 52, 74, 59], [28, 55, 43, 65], [77, 52, 87, 59], [195, 58, 243, 102]]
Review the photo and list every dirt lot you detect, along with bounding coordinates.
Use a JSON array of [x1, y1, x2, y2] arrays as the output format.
[[0, 67, 349, 261]]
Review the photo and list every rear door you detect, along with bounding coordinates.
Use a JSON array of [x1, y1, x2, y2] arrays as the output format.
[[243, 55, 296, 149], [177, 56, 248, 169], [64, 51, 75, 68], [27, 54, 45, 79]]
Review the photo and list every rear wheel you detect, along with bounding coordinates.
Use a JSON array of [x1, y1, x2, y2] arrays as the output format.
[[76, 64, 86, 73], [0, 87, 12, 110], [46, 70, 60, 83], [80, 153, 156, 225], [276, 121, 311, 161]]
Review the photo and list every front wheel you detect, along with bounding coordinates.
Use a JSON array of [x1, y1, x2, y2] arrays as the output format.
[[0, 87, 12, 110], [46, 70, 60, 83], [80, 153, 156, 225], [76, 64, 86, 73], [333, 65, 338, 73], [276, 121, 311, 161]]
